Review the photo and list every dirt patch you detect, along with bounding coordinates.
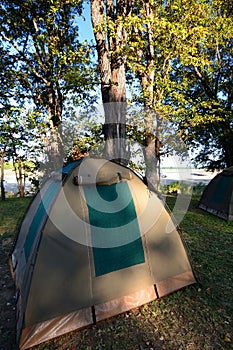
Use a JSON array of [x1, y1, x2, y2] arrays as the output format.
[[0, 238, 17, 350]]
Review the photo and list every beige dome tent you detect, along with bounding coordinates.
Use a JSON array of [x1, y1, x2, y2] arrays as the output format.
[[11, 157, 196, 349], [199, 167, 233, 220]]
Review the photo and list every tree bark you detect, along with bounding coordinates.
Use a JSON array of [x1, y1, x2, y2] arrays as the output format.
[[139, 2, 160, 189], [90, 0, 130, 164], [0, 152, 6, 200], [17, 159, 25, 198], [142, 106, 160, 190], [46, 84, 64, 171]]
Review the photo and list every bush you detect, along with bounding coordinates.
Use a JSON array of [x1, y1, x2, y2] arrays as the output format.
[[159, 181, 207, 196]]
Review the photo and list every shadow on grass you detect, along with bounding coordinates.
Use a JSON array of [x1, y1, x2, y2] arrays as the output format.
[[0, 196, 232, 350]]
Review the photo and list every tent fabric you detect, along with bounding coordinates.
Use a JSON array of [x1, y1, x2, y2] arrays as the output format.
[[85, 181, 145, 276], [199, 167, 233, 220], [11, 157, 196, 349]]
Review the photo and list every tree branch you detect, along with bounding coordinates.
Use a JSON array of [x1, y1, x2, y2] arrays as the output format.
[[194, 66, 216, 100], [0, 32, 48, 85], [31, 15, 49, 67]]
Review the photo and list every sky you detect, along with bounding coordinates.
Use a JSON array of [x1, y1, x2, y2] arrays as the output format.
[[77, 3, 95, 43]]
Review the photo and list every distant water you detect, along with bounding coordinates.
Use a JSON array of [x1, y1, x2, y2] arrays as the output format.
[[2, 173, 31, 194], [160, 168, 217, 185], [1, 168, 216, 195]]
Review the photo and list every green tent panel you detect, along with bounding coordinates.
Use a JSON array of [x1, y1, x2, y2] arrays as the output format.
[[11, 157, 196, 349], [199, 167, 233, 220]]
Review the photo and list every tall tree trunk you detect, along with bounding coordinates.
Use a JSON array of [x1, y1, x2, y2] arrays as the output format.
[[221, 122, 233, 168], [46, 85, 64, 171], [142, 105, 160, 190], [0, 151, 6, 200], [91, 0, 130, 164], [139, 1, 160, 189], [17, 159, 25, 198], [11, 140, 25, 197]]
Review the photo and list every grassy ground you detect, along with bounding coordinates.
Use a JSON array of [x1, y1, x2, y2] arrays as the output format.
[[0, 197, 32, 350], [0, 194, 232, 350]]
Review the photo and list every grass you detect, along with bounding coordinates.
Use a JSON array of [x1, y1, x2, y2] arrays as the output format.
[[0, 197, 32, 350], [0, 194, 232, 350], [0, 197, 32, 237]]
